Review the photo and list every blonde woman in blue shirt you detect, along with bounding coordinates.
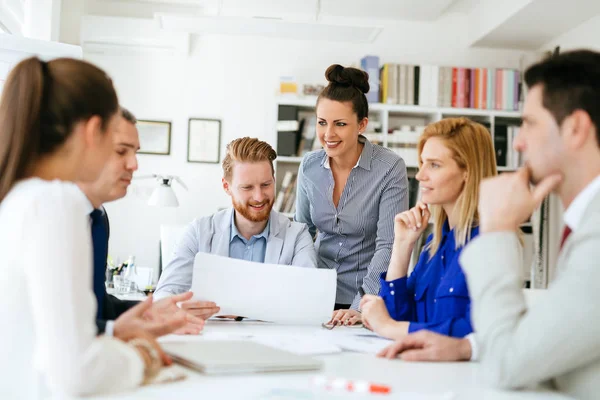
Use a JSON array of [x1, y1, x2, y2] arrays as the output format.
[[355, 118, 497, 341]]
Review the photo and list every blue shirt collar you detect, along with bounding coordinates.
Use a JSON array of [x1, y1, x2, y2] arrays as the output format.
[[442, 220, 451, 235], [230, 211, 270, 243], [441, 220, 480, 247]]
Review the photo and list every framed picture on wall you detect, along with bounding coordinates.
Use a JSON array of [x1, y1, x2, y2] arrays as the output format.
[[187, 118, 221, 164], [137, 120, 172, 155]]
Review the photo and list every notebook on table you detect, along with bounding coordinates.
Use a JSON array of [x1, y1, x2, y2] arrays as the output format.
[[162, 340, 323, 375]]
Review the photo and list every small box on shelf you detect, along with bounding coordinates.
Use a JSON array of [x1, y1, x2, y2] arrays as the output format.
[[279, 76, 298, 95]]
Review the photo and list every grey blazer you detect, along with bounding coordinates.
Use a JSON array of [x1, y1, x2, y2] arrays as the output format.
[[154, 208, 317, 299], [460, 190, 600, 400]]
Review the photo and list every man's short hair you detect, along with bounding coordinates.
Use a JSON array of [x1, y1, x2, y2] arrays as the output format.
[[524, 49, 600, 144], [120, 106, 137, 124], [222, 137, 277, 180]]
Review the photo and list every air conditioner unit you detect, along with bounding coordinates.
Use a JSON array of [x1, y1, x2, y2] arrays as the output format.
[[155, 13, 382, 44], [80, 16, 190, 56]]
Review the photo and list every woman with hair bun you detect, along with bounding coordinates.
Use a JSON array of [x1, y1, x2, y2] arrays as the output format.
[[295, 64, 409, 321]]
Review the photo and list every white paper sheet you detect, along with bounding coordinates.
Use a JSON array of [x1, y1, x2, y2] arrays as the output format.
[[191, 253, 337, 325], [198, 332, 343, 355], [332, 333, 394, 354], [316, 329, 394, 354]]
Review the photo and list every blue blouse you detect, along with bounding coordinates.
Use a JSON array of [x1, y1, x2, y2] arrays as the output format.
[[379, 223, 479, 338]]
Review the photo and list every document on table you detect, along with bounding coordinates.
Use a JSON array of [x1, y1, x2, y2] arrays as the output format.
[[334, 333, 394, 354], [317, 330, 394, 354], [191, 252, 337, 325]]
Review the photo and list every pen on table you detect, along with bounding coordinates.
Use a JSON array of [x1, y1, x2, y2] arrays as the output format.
[[313, 376, 391, 394]]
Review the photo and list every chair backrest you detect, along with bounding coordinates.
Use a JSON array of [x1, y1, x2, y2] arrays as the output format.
[[160, 224, 187, 276]]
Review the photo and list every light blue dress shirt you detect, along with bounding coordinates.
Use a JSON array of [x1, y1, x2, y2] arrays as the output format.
[[229, 212, 270, 263]]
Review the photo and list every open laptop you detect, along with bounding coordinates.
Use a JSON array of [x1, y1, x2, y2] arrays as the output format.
[[162, 341, 323, 375]]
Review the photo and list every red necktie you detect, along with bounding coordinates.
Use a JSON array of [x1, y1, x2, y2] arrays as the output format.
[[559, 225, 572, 251]]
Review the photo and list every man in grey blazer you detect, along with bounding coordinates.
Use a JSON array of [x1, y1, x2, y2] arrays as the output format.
[[154, 137, 317, 318], [378, 50, 600, 399]]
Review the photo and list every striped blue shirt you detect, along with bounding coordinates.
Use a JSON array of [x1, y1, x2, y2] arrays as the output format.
[[229, 212, 270, 263], [295, 136, 409, 309]]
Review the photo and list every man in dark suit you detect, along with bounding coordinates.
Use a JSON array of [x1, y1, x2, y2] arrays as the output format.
[[79, 107, 204, 338]]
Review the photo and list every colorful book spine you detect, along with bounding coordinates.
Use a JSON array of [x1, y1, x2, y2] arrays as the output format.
[[399, 64, 407, 105], [469, 68, 475, 108], [360, 55, 380, 103], [437, 67, 445, 107], [481, 68, 487, 109], [407, 65, 415, 106], [474, 68, 480, 109], [487, 68, 494, 110], [495, 69, 503, 110], [413, 66, 420, 105], [451, 68, 458, 107], [504, 69, 512, 111], [380, 64, 388, 103]]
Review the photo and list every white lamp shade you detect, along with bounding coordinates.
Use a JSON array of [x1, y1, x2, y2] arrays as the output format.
[[148, 184, 179, 207]]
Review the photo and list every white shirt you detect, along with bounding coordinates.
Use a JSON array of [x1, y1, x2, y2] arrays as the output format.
[[0, 179, 143, 399], [563, 175, 600, 230]]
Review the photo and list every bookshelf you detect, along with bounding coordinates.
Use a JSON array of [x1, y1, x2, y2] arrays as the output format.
[[274, 94, 522, 201]]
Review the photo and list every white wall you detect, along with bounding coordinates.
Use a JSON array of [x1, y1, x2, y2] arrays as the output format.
[[541, 15, 600, 51], [85, 12, 534, 277]]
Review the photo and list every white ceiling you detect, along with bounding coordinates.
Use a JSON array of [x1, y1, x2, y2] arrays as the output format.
[[319, 0, 458, 21], [89, 0, 462, 21], [471, 0, 600, 49], [66, 0, 600, 50]]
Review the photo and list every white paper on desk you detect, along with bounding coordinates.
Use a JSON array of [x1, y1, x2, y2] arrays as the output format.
[[199, 332, 343, 355], [252, 334, 342, 355], [191, 252, 337, 325], [319, 330, 394, 354]]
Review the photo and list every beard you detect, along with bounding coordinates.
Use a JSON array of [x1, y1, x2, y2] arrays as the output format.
[[232, 197, 273, 222]]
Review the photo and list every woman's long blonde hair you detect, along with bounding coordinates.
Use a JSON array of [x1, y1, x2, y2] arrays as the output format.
[[418, 117, 497, 257]]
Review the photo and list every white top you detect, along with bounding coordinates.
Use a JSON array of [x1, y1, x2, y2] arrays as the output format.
[[0, 178, 144, 399], [563, 174, 600, 230]]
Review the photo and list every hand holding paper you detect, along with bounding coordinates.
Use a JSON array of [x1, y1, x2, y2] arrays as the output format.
[[191, 253, 336, 325]]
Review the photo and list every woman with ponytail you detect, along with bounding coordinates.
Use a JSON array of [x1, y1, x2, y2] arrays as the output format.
[[0, 58, 174, 399], [295, 64, 408, 319]]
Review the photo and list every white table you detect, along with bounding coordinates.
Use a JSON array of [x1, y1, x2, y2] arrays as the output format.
[[86, 321, 574, 400]]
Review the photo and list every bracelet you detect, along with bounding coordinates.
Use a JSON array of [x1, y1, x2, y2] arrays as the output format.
[[129, 338, 162, 385]]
